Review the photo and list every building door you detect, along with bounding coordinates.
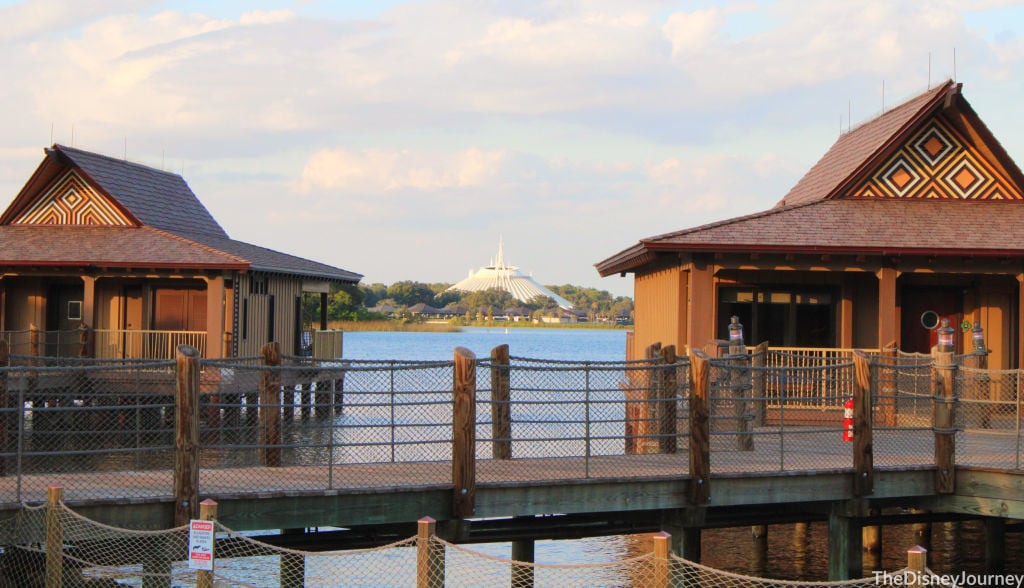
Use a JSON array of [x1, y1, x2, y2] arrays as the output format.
[[900, 286, 961, 353], [45, 284, 84, 356], [153, 288, 207, 356]]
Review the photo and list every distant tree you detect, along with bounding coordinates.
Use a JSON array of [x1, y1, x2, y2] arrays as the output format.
[[359, 283, 389, 308], [433, 288, 463, 307], [386, 281, 436, 307], [461, 288, 517, 314]]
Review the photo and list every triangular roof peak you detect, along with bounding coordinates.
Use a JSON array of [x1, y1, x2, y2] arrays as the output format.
[[779, 80, 1024, 206], [1, 144, 229, 237]]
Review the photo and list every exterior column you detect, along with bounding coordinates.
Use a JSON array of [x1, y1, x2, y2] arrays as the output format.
[[205, 275, 225, 359], [840, 279, 854, 348], [877, 267, 898, 349], [1017, 274, 1024, 370], [81, 275, 96, 331], [687, 256, 715, 351], [320, 292, 329, 331]]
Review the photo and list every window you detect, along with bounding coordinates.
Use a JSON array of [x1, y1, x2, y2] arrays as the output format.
[[67, 300, 82, 321]]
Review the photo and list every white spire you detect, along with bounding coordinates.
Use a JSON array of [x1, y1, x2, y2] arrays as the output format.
[[495, 238, 505, 269]]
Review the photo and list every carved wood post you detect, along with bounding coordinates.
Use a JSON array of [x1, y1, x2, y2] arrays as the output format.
[[452, 347, 476, 518], [933, 349, 956, 493], [730, 338, 752, 451], [29, 323, 40, 358], [490, 344, 511, 460], [658, 345, 678, 454], [689, 351, 710, 505], [852, 351, 874, 496], [79, 322, 90, 358], [175, 345, 201, 526], [752, 342, 768, 426], [260, 342, 282, 467]]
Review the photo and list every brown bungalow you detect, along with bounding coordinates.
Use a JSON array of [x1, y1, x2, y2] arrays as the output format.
[[597, 81, 1024, 369], [0, 144, 361, 359]]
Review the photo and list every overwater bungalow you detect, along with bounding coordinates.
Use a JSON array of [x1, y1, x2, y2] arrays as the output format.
[[0, 144, 361, 359], [597, 81, 1024, 369]]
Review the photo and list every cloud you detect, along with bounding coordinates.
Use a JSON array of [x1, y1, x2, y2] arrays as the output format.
[[294, 147, 508, 193]]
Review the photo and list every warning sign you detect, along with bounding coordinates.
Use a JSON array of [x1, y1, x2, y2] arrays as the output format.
[[188, 519, 215, 571]]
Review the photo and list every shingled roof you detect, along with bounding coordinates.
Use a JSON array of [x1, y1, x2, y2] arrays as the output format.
[[596, 82, 1024, 277], [0, 145, 362, 283]]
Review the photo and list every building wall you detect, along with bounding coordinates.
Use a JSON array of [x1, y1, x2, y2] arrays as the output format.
[[630, 263, 685, 361], [234, 272, 303, 357]]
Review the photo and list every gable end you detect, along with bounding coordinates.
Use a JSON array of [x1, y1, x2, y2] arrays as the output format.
[[12, 169, 135, 226]]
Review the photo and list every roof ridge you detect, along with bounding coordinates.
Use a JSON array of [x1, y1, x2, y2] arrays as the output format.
[[141, 225, 250, 265], [53, 144, 185, 179], [844, 79, 953, 136]]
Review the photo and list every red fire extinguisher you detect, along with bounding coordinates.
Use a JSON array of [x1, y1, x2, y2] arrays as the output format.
[[842, 398, 854, 442]]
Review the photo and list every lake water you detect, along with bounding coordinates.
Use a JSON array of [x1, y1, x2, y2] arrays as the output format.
[[337, 327, 1022, 580]]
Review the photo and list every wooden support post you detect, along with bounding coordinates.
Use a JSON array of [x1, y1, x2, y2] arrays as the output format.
[[658, 345, 678, 454], [863, 508, 881, 572], [852, 351, 874, 496], [78, 323, 90, 358], [689, 351, 710, 505], [511, 539, 535, 588], [932, 349, 956, 493], [751, 342, 768, 426], [751, 524, 768, 574], [907, 546, 927, 588], [490, 344, 511, 460], [260, 342, 282, 467], [880, 346, 898, 427], [985, 517, 1006, 573], [175, 345, 201, 526], [45, 485, 64, 588], [197, 499, 218, 588], [0, 340, 7, 477], [729, 338, 752, 451], [417, 517, 444, 588], [452, 347, 477, 518], [281, 528, 305, 588], [30, 323, 40, 357], [639, 342, 661, 453], [652, 531, 671, 588], [827, 508, 862, 580]]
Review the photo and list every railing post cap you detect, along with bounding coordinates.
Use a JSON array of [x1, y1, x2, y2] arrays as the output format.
[[177, 344, 200, 358], [418, 516, 437, 524], [200, 498, 218, 506]]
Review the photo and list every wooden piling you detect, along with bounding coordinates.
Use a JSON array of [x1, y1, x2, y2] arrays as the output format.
[[863, 508, 881, 572], [907, 546, 927, 588], [417, 517, 444, 588], [175, 345, 201, 526], [260, 342, 282, 468], [985, 517, 1006, 573], [852, 351, 874, 496], [197, 499, 218, 588], [45, 485, 64, 588], [452, 347, 476, 518], [729, 338, 753, 451], [932, 349, 956, 493], [658, 345, 678, 454], [490, 344, 511, 460], [689, 351, 710, 505], [652, 531, 671, 588]]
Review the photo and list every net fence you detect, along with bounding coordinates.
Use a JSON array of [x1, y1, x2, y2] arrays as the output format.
[[0, 501, 947, 588], [2, 347, 1022, 508]]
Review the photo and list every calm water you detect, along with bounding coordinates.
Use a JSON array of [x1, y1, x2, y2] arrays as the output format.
[[341, 326, 629, 362], [336, 327, 1022, 580]]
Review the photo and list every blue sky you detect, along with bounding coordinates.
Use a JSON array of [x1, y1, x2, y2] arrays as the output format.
[[1, 1, 1023, 298]]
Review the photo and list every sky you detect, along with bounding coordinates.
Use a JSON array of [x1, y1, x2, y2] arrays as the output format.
[[1, 1, 1024, 299]]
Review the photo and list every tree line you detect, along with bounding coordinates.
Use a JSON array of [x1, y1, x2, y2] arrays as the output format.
[[307, 281, 634, 323]]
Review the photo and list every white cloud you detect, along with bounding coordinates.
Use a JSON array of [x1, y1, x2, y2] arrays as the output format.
[[294, 147, 507, 193]]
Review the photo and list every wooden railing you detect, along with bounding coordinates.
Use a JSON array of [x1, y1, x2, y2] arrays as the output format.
[[762, 346, 880, 408], [93, 329, 207, 360]]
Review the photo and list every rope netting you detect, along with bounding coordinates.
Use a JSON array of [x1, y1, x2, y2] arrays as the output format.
[[0, 502, 962, 588]]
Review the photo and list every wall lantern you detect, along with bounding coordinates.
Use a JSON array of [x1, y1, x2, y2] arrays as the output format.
[[972, 321, 985, 351], [728, 316, 744, 344], [937, 318, 955, 352]]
